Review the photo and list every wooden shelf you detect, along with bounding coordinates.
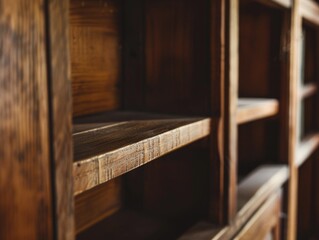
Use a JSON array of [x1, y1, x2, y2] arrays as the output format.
[[73, 111, 210, 195], [237, 98, 279, 124], [300, 83, 318, 99], [178, 165, 289, 240], [300, 0, 319, 26], [296, 133, 319, 167]]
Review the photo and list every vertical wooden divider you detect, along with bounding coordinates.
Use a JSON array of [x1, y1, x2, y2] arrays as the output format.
[[287, 0, 302, 238], [210, 0, 238, 224], [46, 0, 75, 239]]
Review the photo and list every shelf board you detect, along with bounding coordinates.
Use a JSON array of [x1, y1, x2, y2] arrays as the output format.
[[300, 83, 318, 99], [73, 111, 210, 195], [178, 165, 289, 240], [237, 98, 279, 124], [296, 133, 319, 167], [300, 0, 319, 26]]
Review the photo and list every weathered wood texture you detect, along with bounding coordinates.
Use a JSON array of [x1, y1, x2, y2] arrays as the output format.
[[47, 0, 75, 238], [237, 98, 279, 124], [73, 112, 210, 194], [70, 0, 122, 116], [0, 0, 53, 239]]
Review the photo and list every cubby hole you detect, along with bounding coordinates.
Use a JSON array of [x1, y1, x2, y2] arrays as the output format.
[[237, 2, 287, 176], [76, 142, 210, 240], [69, 0, 212, 239]]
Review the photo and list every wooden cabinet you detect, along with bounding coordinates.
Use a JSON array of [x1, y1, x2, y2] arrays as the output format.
[[1, 0, 319, 239]]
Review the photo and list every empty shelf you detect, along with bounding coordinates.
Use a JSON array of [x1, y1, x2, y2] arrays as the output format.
[[300, 83, 318, 99], [73, 112, 210, 195], [179, 165, 289, 240], [300, 0, 319, 26], [296, 133, 319, 167], [237, 98, 279, 124]]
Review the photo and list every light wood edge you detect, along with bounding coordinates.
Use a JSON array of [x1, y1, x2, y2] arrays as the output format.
[[73, 118, 211, 195], [300, 83, 318, 99], [251, 0, 291, 9], [236, 99, 279, 124], [296, 133, 319, 166], [300, 0, 319, 26], [237, 165, 288, 215], [234, 190, 282, 240]]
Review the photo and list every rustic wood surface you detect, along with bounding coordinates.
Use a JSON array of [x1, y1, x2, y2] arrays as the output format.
[[0, 0, 53, 239], [47, 0, 75, 238], [237, 98, 279, 124], [70, 0, 122, 116], [73, 113, 210, 194]]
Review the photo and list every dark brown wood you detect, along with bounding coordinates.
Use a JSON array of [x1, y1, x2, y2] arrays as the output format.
[[70, 0, 122, 116], [0, 0, 54, 239], [73, 112, 210, 194], [47, 0, 75, 238]]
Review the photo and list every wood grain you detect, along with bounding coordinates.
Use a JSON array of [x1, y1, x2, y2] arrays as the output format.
[[300, 0, 319, 26], [143, 0, 210, 115], [73, 113, 211, 194], [0, 0, 53, 239], [47, 0, 75, 238], [237, 98, 279, 124], [70, 0, 122, 116]]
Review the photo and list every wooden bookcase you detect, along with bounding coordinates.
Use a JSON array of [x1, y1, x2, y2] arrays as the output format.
[[1, 0, 319, 239]]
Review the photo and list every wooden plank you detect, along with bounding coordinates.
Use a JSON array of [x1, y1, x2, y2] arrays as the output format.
[[237, 98, 280, 124], [300, 0, 319, 26], [75, 178, 122, 233], [179, 165, 288, 240], [46, 0, 75, 238], [296, 133, 319, 166], [70, 0, 122, 116], [235, 191, 282, 240], [73, 113, 211, 195], [300, 83, 318, 99], [0, 0, 53, 239]]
